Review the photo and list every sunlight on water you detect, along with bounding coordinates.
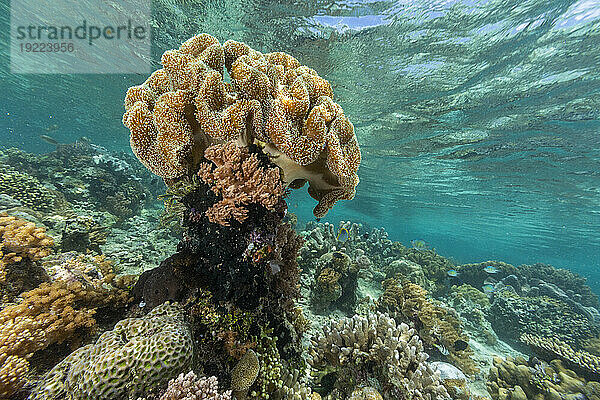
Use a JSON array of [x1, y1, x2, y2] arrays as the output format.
[[1, 1, 600, 398]]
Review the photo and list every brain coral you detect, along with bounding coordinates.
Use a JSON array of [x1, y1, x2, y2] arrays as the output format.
[[123, 33, 361, 217], [31, 302, 193, 400]]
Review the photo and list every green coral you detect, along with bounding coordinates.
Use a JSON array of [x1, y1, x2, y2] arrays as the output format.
[[31, 302, 193, 400], [377, 279, 478, 375], [245, 328, 311, 400], [448, 284, 496, 345], [450, 284, 490, 309], [456, 261, 518, 290], [518, 262, 599, 308], [311, 251, 359, 313]]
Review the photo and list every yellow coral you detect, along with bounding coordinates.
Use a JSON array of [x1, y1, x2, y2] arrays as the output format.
[[487, 355, 598, 400], [521, 333, 600, 376], [232, 349, 260, 399], [0, 213, 53, 264], [123, 33, 361, 217]]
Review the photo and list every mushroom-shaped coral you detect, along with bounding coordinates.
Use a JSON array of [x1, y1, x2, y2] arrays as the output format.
[[123, 33, 361, 217]]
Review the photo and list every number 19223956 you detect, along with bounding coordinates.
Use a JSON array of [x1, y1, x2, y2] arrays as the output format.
[[20, 42, 74, 52]]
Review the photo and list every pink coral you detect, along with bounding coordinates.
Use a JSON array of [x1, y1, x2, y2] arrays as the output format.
[[197, 142, 285, 226], [159, 371, 231, 400]]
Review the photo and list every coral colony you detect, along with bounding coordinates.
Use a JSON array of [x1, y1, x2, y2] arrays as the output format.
[[1, 33, 599, 400]]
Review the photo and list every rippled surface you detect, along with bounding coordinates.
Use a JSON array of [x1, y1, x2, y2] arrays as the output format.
[[1, 0, 599, 288]]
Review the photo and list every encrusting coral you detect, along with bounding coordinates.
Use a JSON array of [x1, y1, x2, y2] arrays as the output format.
[[123, 33, 361, 217], [489, 286, 599, 349], [0, 166, 57, 213], [311, 251, 360, 313], [487, 355, 600, 400], [308, 312, 450, 399], [30, 302, 192, 400], [197, 141, 284, 226], [231, 349, 260, 399]]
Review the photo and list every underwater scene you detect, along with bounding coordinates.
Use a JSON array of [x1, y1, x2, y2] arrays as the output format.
[[1, 0, 600, 399]]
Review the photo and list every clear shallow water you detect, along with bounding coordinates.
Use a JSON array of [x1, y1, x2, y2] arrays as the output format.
[[1, 0, 599, 290]]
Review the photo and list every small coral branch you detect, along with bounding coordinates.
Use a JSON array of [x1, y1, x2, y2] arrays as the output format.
[[197, 142, 285, 226], [158, 371, 231, 400], [0, 213, 54, 283]]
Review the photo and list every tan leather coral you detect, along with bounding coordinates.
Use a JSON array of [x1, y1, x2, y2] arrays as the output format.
[[123, 33, 361, 217]]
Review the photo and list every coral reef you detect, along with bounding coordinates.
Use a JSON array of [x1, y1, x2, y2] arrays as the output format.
[[311, 251, 360, 314], [197, 141, 284, 226], [521, 333, 600, 378], [1, 142, 157, 220], [0, 165, 58, 213], [447, 284, 497, 346], [402, 248, 456, 295], [488, 287, 600, 349], [122, 33, 361, 217], [518, 262, 599, 308], [348, 387, 383, 400], [430, 362, 472, 400], [308, 312, 450, 399], [31, 302, 192, 400], [377, 279, 478, 376], [487, 355, 600, 400]]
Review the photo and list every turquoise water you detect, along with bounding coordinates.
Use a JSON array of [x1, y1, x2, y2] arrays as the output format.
[[2, 1, 600, 399], [2, 0, 599, 290], [2, 0, 600, 289]]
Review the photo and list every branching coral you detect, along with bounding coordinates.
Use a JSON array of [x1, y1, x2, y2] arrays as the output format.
[[31, 302, 192, 400], [123, 33, 361, 217], [308, 312, 450, 400], [0, 213, 53, 265], [377, 279, 478, 376], [157, 371, 232, 400], [197, 141, 285, 225], [0, 277, 129, 397]]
